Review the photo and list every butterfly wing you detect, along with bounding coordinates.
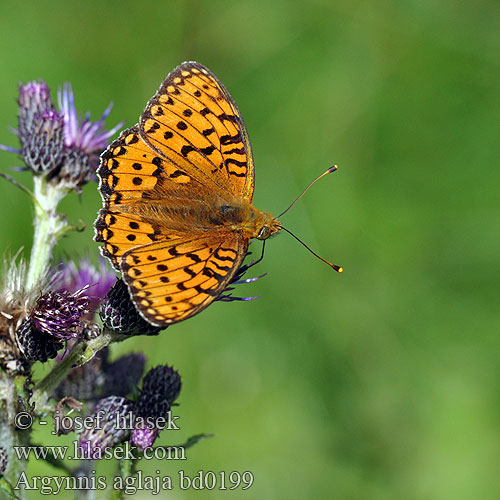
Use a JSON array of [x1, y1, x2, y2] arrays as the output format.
[[95, 125, 191, 268], [120, 233, 248, 326], [140, 61, 255, 201]]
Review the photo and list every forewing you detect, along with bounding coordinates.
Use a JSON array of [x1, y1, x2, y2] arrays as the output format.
[[140, 61, 255, 201], [97, 125, 193, 207], [120, 233, 248, 326]]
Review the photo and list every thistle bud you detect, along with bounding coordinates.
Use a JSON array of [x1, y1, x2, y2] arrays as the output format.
[[100, 353, 146, 398], [99, 280, 161, 336], [141, 365, 181, 405], [130, 365, 182, 450], [16, 318, 62, 363], [18, 81, 53, 141], [79, 396, 133, 458]]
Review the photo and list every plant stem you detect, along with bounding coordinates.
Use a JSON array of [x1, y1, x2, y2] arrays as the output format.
[[25, 176, 69, 291]]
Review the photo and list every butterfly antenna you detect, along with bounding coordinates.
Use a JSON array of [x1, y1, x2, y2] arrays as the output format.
[[281, 226, 343, 273], [277, 165, 339, 218]]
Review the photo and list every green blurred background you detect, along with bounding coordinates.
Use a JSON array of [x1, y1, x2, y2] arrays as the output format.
[[1, 0, 500, 498]]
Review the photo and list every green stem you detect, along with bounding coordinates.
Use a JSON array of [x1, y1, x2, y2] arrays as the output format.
[[109, 457, 136, 500], [25, 176, 69, 291]]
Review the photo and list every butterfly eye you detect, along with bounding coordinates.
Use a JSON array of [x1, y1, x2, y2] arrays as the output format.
[[257, 225, 271, 240]]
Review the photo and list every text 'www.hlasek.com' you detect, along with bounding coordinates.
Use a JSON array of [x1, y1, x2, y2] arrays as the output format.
[[13, 409, 254, 495]]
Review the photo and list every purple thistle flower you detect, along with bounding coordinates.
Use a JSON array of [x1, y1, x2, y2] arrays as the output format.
[[31, 288, 91, 340], [1, 79, 122, 189], [54, 258, 115, 315], [58, 83, 122, 176]]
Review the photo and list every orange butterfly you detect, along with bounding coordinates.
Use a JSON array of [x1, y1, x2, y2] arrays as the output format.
[[95, 61, 341, 327]]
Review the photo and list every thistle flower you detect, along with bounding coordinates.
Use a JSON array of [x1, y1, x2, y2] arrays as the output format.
[[57, 83, 122, 186], [99, 279, 161, 336], [31, 288, 90, 340], [53, 258, 115, 315], [1, 81, 65, 175], [1, 80, 122, 190], [21, 108, 65, 174], [0, 254, 50, 372], [79, 396, 133, 458], [130, 365, 181, 450]]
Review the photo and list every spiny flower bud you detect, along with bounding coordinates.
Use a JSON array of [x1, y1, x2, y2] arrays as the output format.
[[22, 109, 65, 174], [16, 318, 62, 363], [18, 81, 53, 142], [100, 353, 146, 398], [54, 350, 106, 401], [79, 396, 133, 458], [141, 365, 181, 405], [1, 79, 121, 192], [99, 280, 161, 336], [130, 365, 182, 450], [54, 350, 146, 401], [134, 392, 170, 420], [31, 288, 90, 340], [130, 393, 168, 451]]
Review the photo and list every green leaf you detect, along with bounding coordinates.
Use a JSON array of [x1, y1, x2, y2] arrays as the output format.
[[0, 476, 20, 499], [176, 433, 214, 450]]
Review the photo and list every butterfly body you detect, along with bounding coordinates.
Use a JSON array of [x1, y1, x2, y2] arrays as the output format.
[[121, 179, 280, 240], [95, 61, 281, 327]]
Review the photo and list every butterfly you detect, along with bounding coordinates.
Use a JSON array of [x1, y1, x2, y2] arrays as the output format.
[[95, 61, 341, 327]]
